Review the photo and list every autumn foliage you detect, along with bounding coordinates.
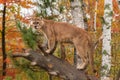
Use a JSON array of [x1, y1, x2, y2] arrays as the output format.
[[0, 0, 120, 80]]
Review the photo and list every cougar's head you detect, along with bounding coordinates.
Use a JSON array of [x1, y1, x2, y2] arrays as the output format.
[[31, 17, 44, 30]]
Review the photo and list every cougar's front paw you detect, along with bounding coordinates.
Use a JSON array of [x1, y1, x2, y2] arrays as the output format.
[[76, 62, 87, 70], [46, 49, 51, 53]]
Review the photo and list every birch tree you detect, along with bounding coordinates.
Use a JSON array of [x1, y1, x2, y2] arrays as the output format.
[[117, 0, 120, 9], [71, 0, 85, 29], [101, 0, 113, 80], [94, 0, 98, 31], [70, 0, 86, 68]]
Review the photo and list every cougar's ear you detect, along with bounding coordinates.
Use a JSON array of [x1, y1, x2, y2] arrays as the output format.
[[41, 19, 44, 26], [31, 17, 36, 21], [39, 16, 43, 20], [39, 17, 44, 25]]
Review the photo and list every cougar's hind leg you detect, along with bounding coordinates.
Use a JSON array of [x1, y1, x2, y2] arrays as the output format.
[[60, 43, 66, 60], [74, 43, 88, 70]]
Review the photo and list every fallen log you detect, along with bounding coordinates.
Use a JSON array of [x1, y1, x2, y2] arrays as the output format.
[[12, 49, 98, 80]]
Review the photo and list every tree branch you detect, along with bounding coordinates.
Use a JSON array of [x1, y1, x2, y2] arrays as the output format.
[[12, 49, 98, 80]]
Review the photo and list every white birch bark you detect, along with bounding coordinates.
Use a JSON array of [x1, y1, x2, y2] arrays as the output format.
[[71, 0, 85, 29], [70, 0, 85, 68], [101, 0, 113, 80], [94, 0, 98, 31], [117, 0, 120, 9]]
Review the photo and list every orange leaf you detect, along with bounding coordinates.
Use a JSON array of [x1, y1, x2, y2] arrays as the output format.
[[0, 0, 3, 3], [0, 0, 9, 3], [0, 76, 4, 80], [6, 68, 17, 79], [5, 58, 11, 63]]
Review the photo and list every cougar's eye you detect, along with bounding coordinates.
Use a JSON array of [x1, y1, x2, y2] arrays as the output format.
[[32, 22, 34, 24], [36, 22, 39, 24], [33, 22, 39, 24]]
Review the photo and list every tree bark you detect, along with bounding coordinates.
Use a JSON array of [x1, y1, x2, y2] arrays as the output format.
[[93, 0, 98, 32], [2, 2, 7, 76], [116, 69, 120, 80], [117, 0, 120, 9], [101, 0, 113, 80], [70, 0, 86, 67], [71, 0, 85, 29], [12, 49, 98, 80]]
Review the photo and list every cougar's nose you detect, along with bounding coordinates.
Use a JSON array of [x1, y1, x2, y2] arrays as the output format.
[[35, 26, 38, 29]]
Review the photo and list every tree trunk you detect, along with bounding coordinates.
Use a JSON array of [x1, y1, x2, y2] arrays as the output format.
[[101, 0, 113, 80], [116, 69, 120, 80], [71, 0, 85, 29], [70, 0, 86, 67], [2, 3, 7, 76], [12, 49, 98, 80], [94, 0, 98, 31], [117, 0, 120, 9]]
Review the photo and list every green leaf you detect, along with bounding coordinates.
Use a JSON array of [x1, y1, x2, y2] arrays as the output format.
[[102, 50, 108, 55], [101, 17, 106, 24], [105, 4, 111, 10], [16, 21, 38, 50]]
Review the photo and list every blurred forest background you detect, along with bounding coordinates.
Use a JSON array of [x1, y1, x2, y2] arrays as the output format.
[[0, 0, 120, 80]]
